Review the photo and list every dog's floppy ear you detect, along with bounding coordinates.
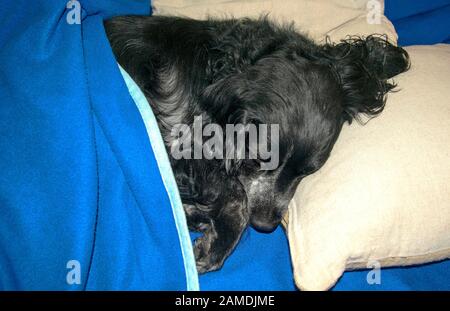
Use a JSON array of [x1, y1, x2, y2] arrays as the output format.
[[200, 74, 261, 174], [200, 74, 253, 124], [320, 35, 410, 123]]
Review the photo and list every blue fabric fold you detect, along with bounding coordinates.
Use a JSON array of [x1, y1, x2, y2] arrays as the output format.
[[0, 0, 192, 290]]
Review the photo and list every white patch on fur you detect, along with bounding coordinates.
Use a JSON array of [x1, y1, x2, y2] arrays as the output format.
[[248, 175, 272, 199], [153, 65, 190, 147]]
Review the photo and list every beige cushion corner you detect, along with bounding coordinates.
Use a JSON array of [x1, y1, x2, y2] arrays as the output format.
[[152, 0, 396, 43], [287, 44, 450, 291]]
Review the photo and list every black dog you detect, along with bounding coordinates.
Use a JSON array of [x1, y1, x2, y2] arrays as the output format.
[[104, 16, 409, 273]]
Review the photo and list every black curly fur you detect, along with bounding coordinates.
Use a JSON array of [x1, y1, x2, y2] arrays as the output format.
[[104, 15, 410, 273]]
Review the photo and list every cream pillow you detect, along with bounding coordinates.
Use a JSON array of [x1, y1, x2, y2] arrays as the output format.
[[152, 0, 398, 43], [288, 44, 450, 290]]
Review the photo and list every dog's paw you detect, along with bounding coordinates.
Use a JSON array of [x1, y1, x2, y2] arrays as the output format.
[[183, 204, 212, 232], [188, 221, 211, 233], [193, 236, 224, 274]]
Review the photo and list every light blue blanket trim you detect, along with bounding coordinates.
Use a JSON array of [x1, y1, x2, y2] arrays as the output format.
[[119, 65, 199, 291]]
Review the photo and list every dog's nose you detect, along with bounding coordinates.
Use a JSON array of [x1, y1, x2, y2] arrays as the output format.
[[250, 218, 279, 233]]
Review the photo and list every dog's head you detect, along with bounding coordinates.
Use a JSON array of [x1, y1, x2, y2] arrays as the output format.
[[201, 32, 409, 232]]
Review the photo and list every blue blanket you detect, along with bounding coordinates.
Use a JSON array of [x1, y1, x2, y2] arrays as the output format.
[[0, 0, 197, 290], [385, 0, 450, 45]]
